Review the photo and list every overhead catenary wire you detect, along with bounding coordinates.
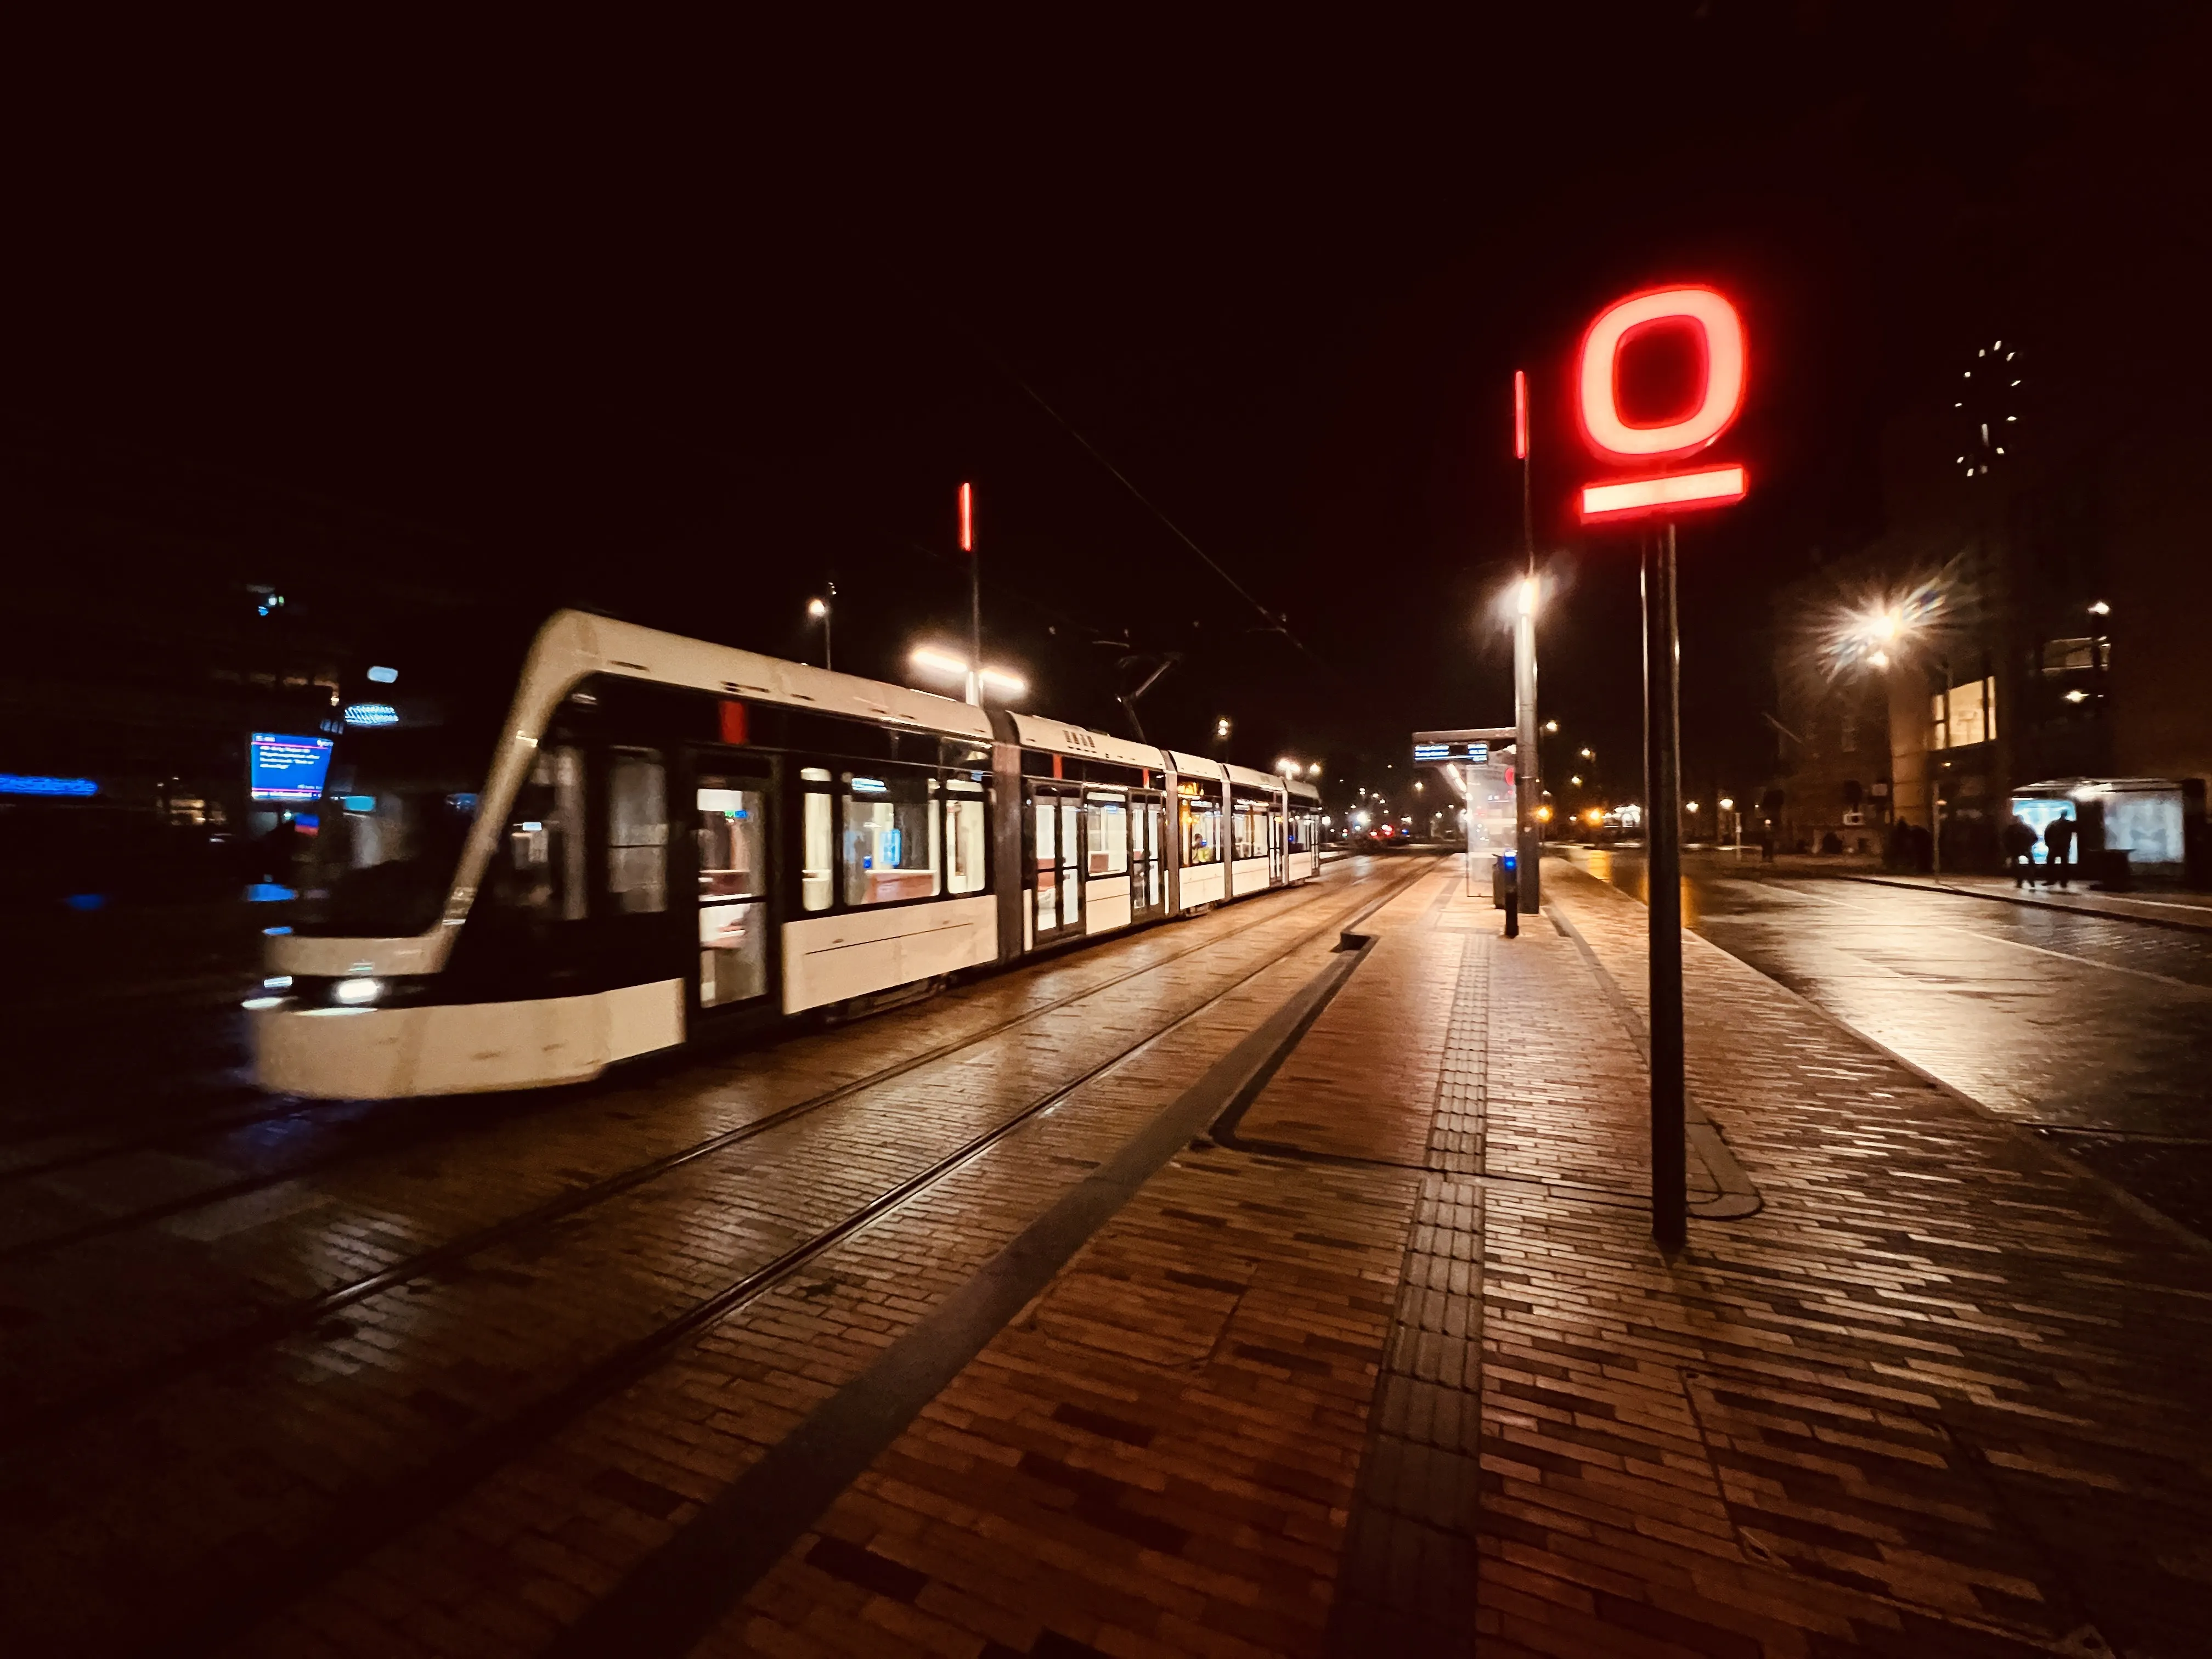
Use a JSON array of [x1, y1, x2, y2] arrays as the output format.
[[964, 334, 1338, 678]]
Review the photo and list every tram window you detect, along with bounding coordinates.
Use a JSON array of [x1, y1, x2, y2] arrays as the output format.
[[1285, 812, 1306, 854], [1085, 796, 1127, 877], [606, 748, 668, 913], [697, 777, 769, 1007], [801, 767, 833, 912], [1034, 794, 1058, 930], [946, 777, 989, 895], [842, 770, 941, 906], [497, 744, 585, 919], [1233, 803, 1268, 860], [1180, 793, 1219, 865]]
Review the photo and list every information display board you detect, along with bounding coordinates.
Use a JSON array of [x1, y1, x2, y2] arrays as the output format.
[[249, 732, 334, 803], [1413, 739, 1488, 764]]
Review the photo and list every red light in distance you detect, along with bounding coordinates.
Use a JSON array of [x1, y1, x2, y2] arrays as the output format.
[[1514, 370, 1528, 461], [958, 481, 974, 552], [1577, 286, 1746, 460]]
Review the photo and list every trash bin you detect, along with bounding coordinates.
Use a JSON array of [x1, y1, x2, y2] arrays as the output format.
[[1491, 852, 1519, 909]]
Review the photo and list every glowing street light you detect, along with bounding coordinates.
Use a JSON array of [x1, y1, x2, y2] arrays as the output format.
[[806, 583, 836, 672], [909, 646, 1025, 701], [1544, 719, 1559, 734], [1216, 717, 1231, 738]]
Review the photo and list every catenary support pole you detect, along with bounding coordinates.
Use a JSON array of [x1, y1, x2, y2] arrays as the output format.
[[1515, 402, 1542, 911], [1644, 524, 1688, 1252]]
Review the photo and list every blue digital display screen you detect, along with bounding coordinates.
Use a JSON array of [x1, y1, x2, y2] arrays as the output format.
[[250, 732, 335, 802]]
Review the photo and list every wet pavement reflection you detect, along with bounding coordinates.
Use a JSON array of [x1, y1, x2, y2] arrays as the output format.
[[1565, 845, 2212, 1238]]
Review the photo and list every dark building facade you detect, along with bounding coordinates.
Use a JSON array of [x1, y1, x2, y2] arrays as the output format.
[[1772, 341, 2209, 882]]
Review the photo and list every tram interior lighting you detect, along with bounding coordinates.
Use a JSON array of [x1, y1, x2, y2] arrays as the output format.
[[343, 702, 398, 727], [366, 665, 398, 684], [333, 977, 383, 1006]]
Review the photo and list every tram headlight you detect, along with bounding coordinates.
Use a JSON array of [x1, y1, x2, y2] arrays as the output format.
[[332, 977, 384, 1006]]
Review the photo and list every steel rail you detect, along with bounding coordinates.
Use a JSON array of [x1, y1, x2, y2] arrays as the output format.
[[1, 869, 1379, 1440]]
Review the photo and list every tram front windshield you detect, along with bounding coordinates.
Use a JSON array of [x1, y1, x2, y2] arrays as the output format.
[[297, 727, 494, 936], [293, 611, 535, 939]]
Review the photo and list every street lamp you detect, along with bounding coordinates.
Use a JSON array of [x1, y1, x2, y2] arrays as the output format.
[[1847, 594, 1951, 875], [909, 646, 1026, 702], [1216, 717, 1231, 738], [807, 585, 834, 672]]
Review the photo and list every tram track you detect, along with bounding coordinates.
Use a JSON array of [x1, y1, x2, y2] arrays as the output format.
[[151, 856, 1434, 1657], [0, 878, 1357, 1266], [0, 865, 1408, 1441]]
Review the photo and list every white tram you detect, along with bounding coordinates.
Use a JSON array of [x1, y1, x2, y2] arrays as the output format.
[[253, 610, 1323, 1098]]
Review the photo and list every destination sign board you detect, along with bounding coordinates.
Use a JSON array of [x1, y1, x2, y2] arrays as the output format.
[[1414, 740, 1487, 763], [1411, 727, 1513, 768]]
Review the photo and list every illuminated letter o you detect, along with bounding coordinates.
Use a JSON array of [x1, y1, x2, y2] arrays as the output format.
[[1577, 287, 1746, 460]]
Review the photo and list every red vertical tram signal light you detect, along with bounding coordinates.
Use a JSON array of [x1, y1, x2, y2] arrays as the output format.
[[958, 481, 974, 552], [1576, 287, 1747, 522]]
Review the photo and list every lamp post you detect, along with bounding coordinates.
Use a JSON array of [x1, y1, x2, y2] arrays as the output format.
[[1513, 370, 1543, 913], [1853, 603, 1948, 876], [1514, 574, 1542, 912]]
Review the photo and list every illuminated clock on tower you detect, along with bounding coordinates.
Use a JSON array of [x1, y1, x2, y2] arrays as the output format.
[[1955, 338, 2023, 479]]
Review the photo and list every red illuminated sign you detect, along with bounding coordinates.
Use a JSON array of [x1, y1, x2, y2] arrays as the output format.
[[958, 481, 974, 552], [1513, 370, 1528, 461], [1576, 286, 1747, 522]]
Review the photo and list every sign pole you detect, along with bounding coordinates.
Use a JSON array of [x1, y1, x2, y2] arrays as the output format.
[[1575, 284, 1747, 1258], [1644, 523, 1687, 1252]]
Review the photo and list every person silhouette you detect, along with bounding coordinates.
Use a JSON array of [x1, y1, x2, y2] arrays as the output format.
[[2043, 813, 2077, 890], [2001, 815, 2037, 887]]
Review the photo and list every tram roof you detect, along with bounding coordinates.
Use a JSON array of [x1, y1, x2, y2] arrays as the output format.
[[561, 612, 993, 741], [1006, 713, 1166, 772]]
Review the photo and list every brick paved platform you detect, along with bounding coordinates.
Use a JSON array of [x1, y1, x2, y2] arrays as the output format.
[[645, 861, 2211, 1658], [8, 856, 2210, 1656]]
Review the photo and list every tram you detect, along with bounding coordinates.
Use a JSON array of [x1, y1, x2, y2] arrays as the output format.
[[253, 610, 1323, 1098]]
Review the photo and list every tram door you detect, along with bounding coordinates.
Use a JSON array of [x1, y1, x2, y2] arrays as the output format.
[[1030, 782, 1084, 946], [689, 753, 776, 1023], [1269, 795, 1288, 886], [1128, 791, 1166, 922]]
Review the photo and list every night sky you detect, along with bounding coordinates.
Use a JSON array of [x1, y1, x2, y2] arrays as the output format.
[[9, 5, 2205, 808]]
